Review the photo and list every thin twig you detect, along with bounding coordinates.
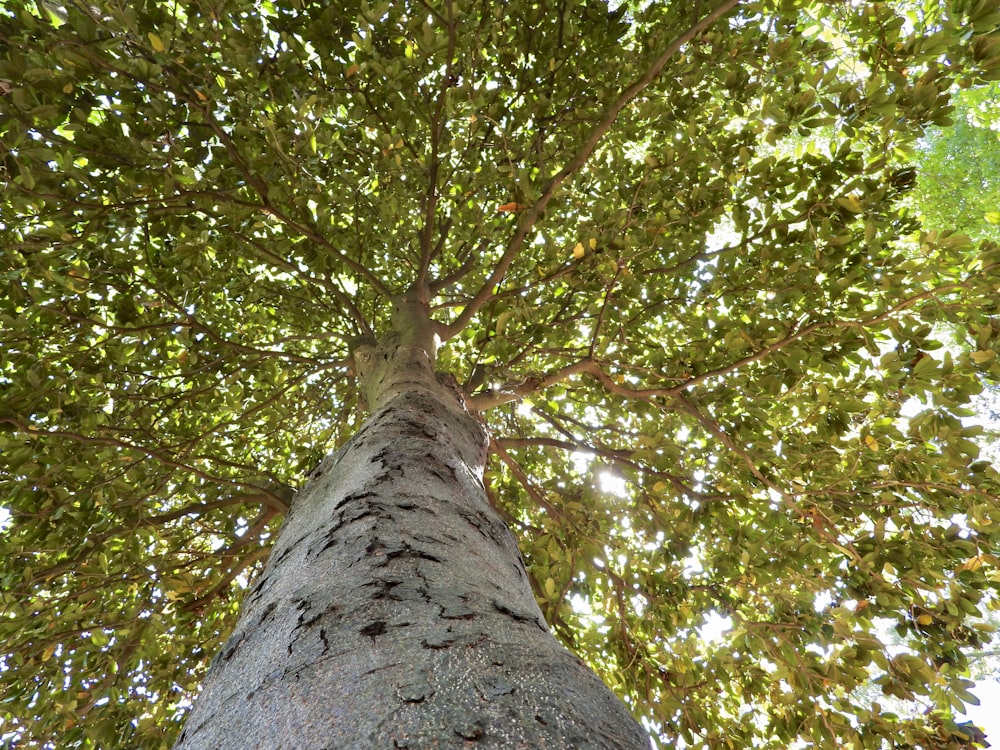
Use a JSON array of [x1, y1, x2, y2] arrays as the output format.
[[440, 0, 742, 340]]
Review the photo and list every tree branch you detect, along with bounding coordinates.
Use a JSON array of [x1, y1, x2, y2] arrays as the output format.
[[440, 0, 741, 340], [490, 440, 567, 521], [672, 392, 862, 562], [417, 0, 457, 289], [467, 358, 597, 410], [182, 546, 271, 612], [3, 418, 291, 513], [495, 435, 729, 504]]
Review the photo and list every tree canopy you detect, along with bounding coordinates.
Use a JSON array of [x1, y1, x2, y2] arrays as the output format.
[[4, 0, 1000, 747], [909, 83, 1000, 243]]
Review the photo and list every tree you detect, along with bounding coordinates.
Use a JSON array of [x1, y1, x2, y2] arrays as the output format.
[[3, 0, 1000, 747], [908, 84, 1000, 243]]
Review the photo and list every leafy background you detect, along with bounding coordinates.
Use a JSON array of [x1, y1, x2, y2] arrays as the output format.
[[3, 0, 1000, 748]]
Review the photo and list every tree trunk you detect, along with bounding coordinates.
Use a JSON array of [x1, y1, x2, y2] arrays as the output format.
[[173, 322, 650, 748]]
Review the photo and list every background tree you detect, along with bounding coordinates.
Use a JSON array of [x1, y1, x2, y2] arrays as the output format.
[[909, 83, 1000, 243], [4, 0, 1000, 748]]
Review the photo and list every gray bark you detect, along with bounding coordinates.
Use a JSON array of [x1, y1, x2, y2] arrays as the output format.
[[173, 322, 650, 748]]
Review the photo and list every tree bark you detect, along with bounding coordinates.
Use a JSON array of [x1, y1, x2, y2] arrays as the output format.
[[173, 325, 650, 748]]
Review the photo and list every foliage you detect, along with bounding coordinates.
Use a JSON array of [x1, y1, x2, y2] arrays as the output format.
[[3, 0, 1000, 748], [909, 84, 1000, 243]]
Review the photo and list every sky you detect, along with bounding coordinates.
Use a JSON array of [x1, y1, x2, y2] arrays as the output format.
[[962, 677, 999, 744]]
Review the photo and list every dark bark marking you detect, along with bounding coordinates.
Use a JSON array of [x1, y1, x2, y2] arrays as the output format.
[[440, 602, 477, 619], [422, 631, 458, 649], [476, 673, 516, 700], [458, 508, 493, 543], [371, 578, 403, 600], [307, 450, 342, 480], [375, 466, 404, 483], [215, 632, 245, 664], [359, 620, 387, 639], [492, 599, 547, 631], [256, 600, 278, 626], [359, 660, 403, 678], [420, 451, 457, 482], [271, 543, 295, 566], [294, 600, 320, 630], [305, 525, 335, 558], [422, 629, 486, 649], [386, 412, 436, 439], [397, 678, 432, 703], [382, 580, 429, 603], [263, 666, 285, 685], [368, 537, 447, 566], [319, 627, 330, 653], [454, 506, 510, 548], [453, 718, 485, 740], [316, 534, 338, 556], [388, 546, 445, 564], [342, 506, 384, 526], [243, 578, 266, 607], [337, 490, 377, 511]]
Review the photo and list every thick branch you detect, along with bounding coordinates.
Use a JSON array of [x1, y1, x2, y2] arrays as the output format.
[[472, 274, 987, 412], [467, 359, 597, 410]]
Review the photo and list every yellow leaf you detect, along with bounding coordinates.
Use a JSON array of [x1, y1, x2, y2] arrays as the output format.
[[495, 311, 513, 336], [864, 435, 879, 452], [572, 242, 585, 259], [63, 82, 74, 94], [147, 32, 166, 53], [960, 555, 984, 571], [915, 613, 934, 626], [497, 201, 528, 213], [588, 238, 597, 250], [42, 644, 56, 662], [194, 89, 208, 102], [836, 195, 863, 213]]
